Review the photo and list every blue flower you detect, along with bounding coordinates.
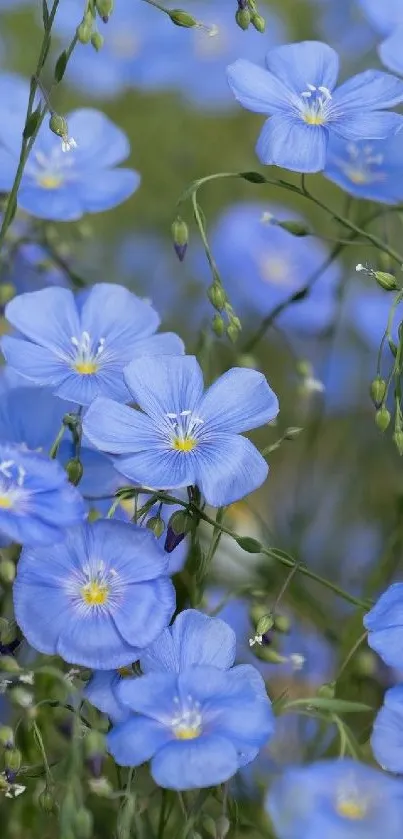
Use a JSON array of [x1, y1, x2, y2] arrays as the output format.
[[364, 583, 403, 669], [13, 519, 176, 669], [346, 280, 403, 349], [1, 284, 184, 406], [313, 0, 376, 59], [0, 442, 84, 546], [201, 201, 339, 332], [83, 355, 279, 507], [266, 758, 403, 839], [85, 670, 133, 725], [359, 0, 403, 76], [106, 617, 274, 789], [325, 134, 403, 203], [371, 685, 403, 772], [1, 242, 68, 297], [227, 40, 403, 173], [0, 95, 139, 221]]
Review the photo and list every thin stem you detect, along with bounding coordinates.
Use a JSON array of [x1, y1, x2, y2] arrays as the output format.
[[32, 721, 52, 784], [336, 631, 368, 681], [158, 789, 168, 839]]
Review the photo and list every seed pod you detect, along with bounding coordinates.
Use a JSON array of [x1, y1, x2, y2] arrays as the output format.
[[169, 9, 197, 27], [235, 7, 251, 29], [370, 377, 386, 407], [375, 406, 391, 432], [374, 271, 398, 291], [5, 748, 21, 773]]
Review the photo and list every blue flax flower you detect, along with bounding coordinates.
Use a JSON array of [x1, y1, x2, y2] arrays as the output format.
[[203, 201, 339, 332], [371, 685, 403, 772], [83, 355, 279, 507], [106, 611, 274, 789], [313, 0, 375, 60], [0, 442, 84, 546], [266, 757, 403, 839], [227, 40, 403, 173], [325, 134, 403, 203], [1, 284, 184, 406], [13, 519, 176, 669], [0, 96, 139, 221], [364, 583, 403, 669], [359, 0, 403, 76]]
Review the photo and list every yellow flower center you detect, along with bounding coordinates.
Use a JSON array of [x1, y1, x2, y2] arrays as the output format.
[[74, 361, 99, 375], [303, 113, 326, 125], [0, 495, 12, 509], [38, 174, 64, 190], [117, 666, 133, 677], [81, 580, 109, 606], [345, 167, 369, 185], [172, 438, 197, 453], [175, 726, 201, 740], [260, 255, 291, 286], [337, 799, 367, 820]]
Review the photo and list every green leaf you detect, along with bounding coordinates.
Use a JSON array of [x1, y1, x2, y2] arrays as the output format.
[[23, 105, 42, 140], [240, 171, 268, 184], [54, 50, 68, 83], [236, 536, 262, 553], [42, 0, 49, 26], [284, 697, 373, 714]]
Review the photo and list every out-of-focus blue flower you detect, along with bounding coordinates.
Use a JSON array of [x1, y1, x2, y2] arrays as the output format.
[[325, 135, 403, 203], [359, 0, 403, 76], [0, 441, 84, 546], [227, 40, 403, 172], [0, 94, 139, 221], [266, 758, 403, 839], [313, 0, 375, 59], [107, 634, 274, 789], [83, 355, 279, 507], [371, 685, 403, 772], [347, 281, 403, 348], [203, 202, 339, 332], [2, 284, 184, 406], [53, 0, 286, 109], [13, 519, 176, 669], [0, 242, 68, 297], [365, 582, 403, 669]]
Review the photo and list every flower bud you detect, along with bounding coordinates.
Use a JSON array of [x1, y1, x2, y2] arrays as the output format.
[[0, 656, 20, 674], [227, 321, 240, 342], [237, 353, 257, 369], [171, 217, 188, 262], [276, 220, 311, 237], [0, 619, 17, 647], [91, 32, 104, 51], [169, 9, 197, 27], [316, 681, 335, 699], [251, 12, 265, 32], [374, 271, 398, 291], [4, 748, 21, 774], [0, 727, 14, 749], [49, 113, 68, 139], [393, 430, 403, 455], [0, 560, 15, 585], [388, 337, 397, 357], [10, 687, 33, 708], [38, 787, 56, 814], [95, 0, 114, 23], [375, 406, 391, 432], [256, 613, 274, 636], [66, 458, 83, 486], [208, 283, 226, 311], [216, 816, 230, 839], [370, 377, 386, 407], [77, 19, 93, 43], [273, 614, 291, 633], [165, 510, 192, 553], [146, 515, 165, 539], [202, 816, 217, 838], [88, 776, 113, 797], [356, 650, 377, 677], [74, 807, 94, 839], [212, 314, 225, 337], [255, 647, 287, 664], [235, 7, 251, 29], [235, 536, 262, 553], [0, 283, 15, 306]]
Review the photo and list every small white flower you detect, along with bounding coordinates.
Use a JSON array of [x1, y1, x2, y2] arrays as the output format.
[[260, 211, 274, 224], [19, 672, 34, 686], [289, 653, 306, 671], [249, 634, 263, 647], [305, 376, 325, 394], [356, 263, 365, 272], [61, 135, 77, 153]]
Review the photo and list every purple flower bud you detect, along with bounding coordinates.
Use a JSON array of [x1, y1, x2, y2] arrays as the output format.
[[164, 526, 186, 554]]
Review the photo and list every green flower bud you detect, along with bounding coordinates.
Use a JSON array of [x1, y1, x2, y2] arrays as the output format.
[[212, 314, 225, 337], [171, 217, 188, 262], [374, 271, 398, 291], [251, 12, 265, 32], [10, 686, 33, 708], [370, 377, 387, 407], [74, 807, 94, 839], [216, 816, 230, 839], [202, 816, 217, 838], [250, 604, 269, 624], [49, 113, 68, 139], [0, 560, 15, 584], [375, 406, 391, 432], [66, 458, 83, 486], [91, 32, 104, 51], [84, 730, 106, 760], [146, 515, 165, 538], [235, 7, 251, 29], [38, 787, 56, 814], [227, 322, 240, 343], [356, 650, 377, 677], [208, 283, 226, 311], [95, 0, 114, 22], [277, 220, 311, 237], [273, 614, 291, 633], [393, 430, 403, 455], [0, 283, 15, 305], [5, 747, 21, 773], [0, 726, 14, 748], [255, 648, 287, 664], [316, 681, 335, 699], [256, 613, 274, 636], [0, 618, 16, 646], [0, 656, 20, 674], [169, 9, 197, 27], [237, 353, 257, 369], [77, 20, 93, 44], [168, 510, 192, 536]]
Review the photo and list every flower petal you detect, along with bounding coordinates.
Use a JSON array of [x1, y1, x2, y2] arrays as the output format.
[[379, 29, 403, 76], [151, 736, 239, 790], [113, 578, 175, 648], [1, 337, 69, 387], [85, 671, 131, 723], [332, 111, 403, 140], [333, 69, 403, 111], [123, 355, 204, 422], [265, 41, 339, 94], [114, 445, 196, 492], [128, 332, 185, 358], [4, 287, 79, 352], [196, 434, 268, 507], [115, 671, 179, 718], [76, 169, 140, 213], [79, 283, 160, 346], [108, 717, 171, 766], [83, 397, 158, 453], [140, 609, 236, 673], [67, 109, 131, 167], [226, 59, 293, 114], [13, 580, 72, 656], [256, 115, 328, 173], [90, 519, 170, 582], [18, 183, 84, 222], [57, 610, 140, 670], [199, 367, 279, 433]]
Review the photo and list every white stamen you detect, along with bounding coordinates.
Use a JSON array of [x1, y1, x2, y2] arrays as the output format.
[[289, 653, 306, 671], [61, 135, 77, 153], [249, 634, 263, 647]]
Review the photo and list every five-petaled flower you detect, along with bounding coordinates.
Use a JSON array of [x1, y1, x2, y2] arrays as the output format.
[[227, 40, 403, 173], [82, 354, 279, 507], [1, 284, 184, 406]]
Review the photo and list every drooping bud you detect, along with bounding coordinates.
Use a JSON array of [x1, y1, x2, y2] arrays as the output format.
[[0, 726, 14, 749], [375, 406, 391, 432], [49, 113, 77, 153], [4, 748, 21, 774], [276, 219, 311, 237], [393, 430, 403, 455], [164, 510, 192, 553], [91, 32, 104, 51], [235, 7, 251, 29], [74, 807, 94, 839], [208, 282, 226, 311], [146, 515, 165, 539], [273, 614, 291, 633], [95, 0, 114, 23], [256, 613, 274, 636], [251, 12, 265, 32], [169, 9, 198, 27], [84, 731, 106, 777], [0, 656, 20, 674], [374, 271, 398, 291], [316, 681, 335, 699], [38, 787, 56, 814], [370, 377, 386, 407], [227, 321, 241, 342], [77, 19, 93, 43], [216, 816, 230, 839], [0, 560, 15, 585], [212, 314, 225, 337], [171, 217, 188, 262], [254, 647, 287, 664], [66, 458, 83, 486]]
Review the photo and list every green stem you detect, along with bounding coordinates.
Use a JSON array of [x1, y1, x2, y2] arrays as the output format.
[[32, 720, 52, 784], [158, 789, 168, 839]]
